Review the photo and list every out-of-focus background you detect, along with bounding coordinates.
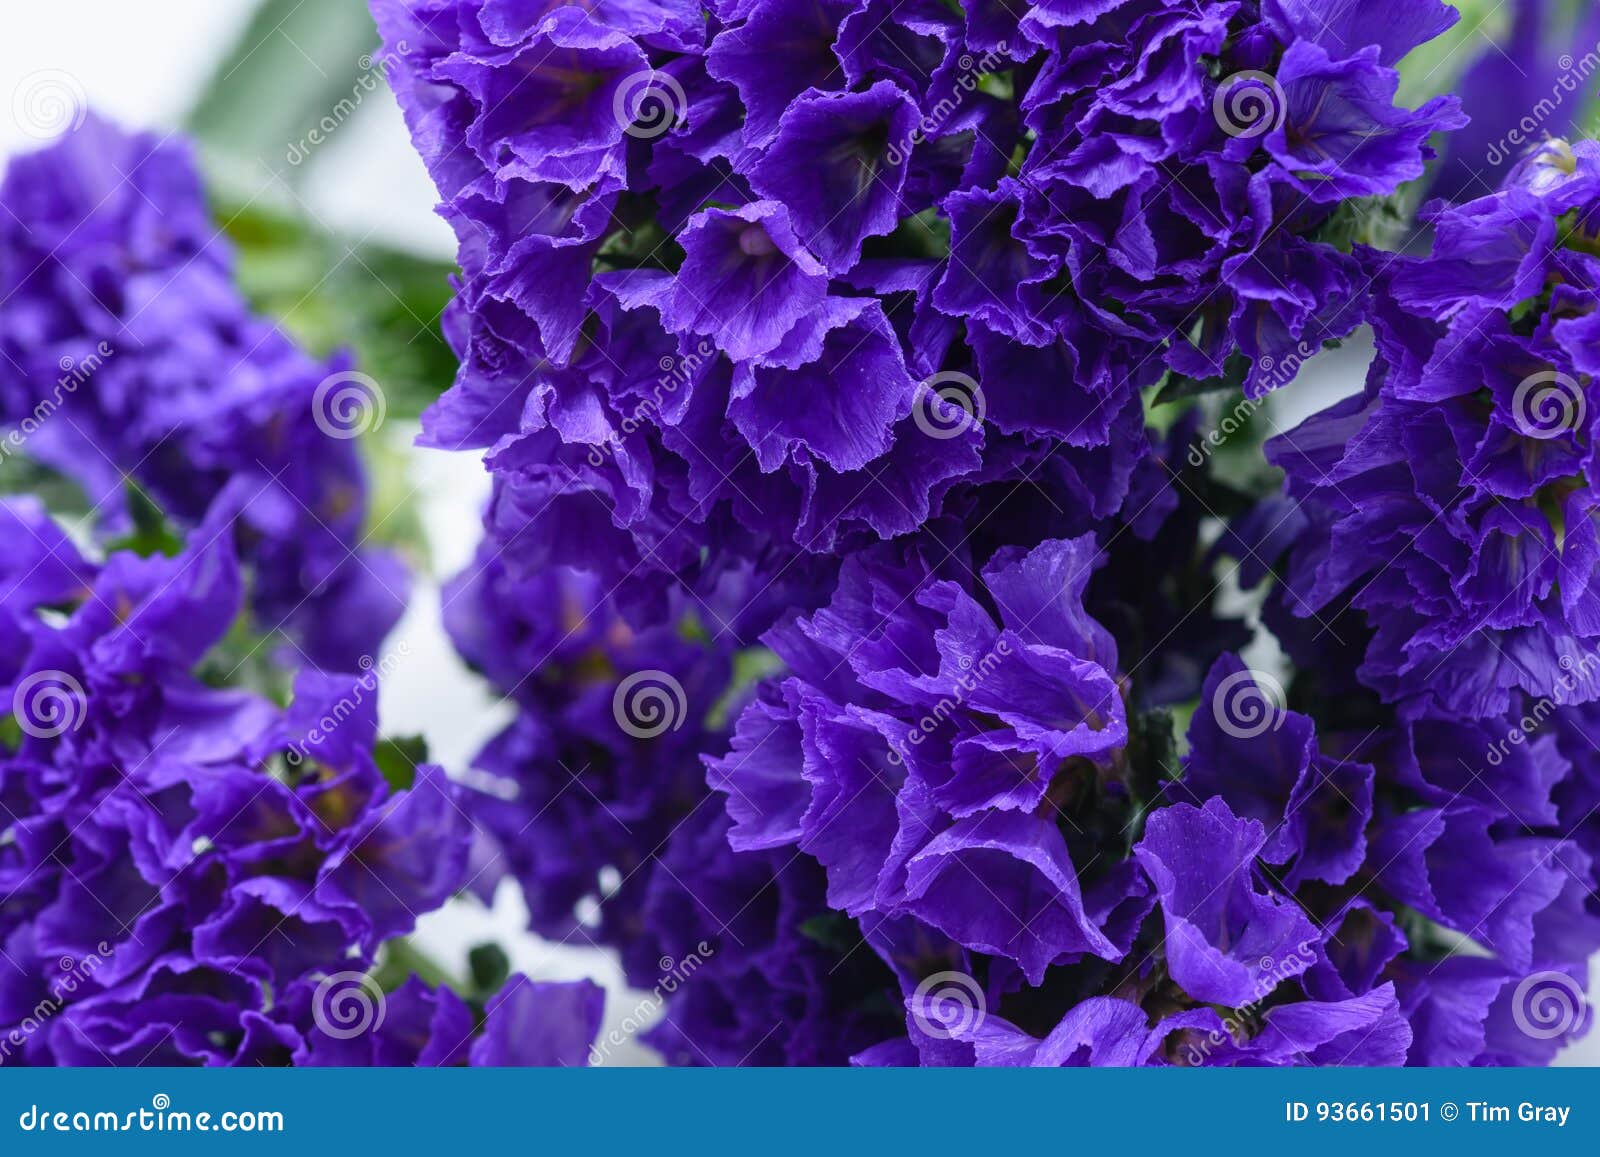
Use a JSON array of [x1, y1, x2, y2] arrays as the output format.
[[3, 0, 660, 1064], [2, 0, 1595, 1066]]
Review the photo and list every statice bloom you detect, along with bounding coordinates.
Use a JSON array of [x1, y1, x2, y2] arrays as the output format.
[[0, 116, 407, 669], [1269, 140, 1600, 718], [372, 0, 1460, 619], [0, 493, 596, 1066], [1430, 0, 1600, 201], [444, 545, 734, 941], [294, 973, 605, 1066], [622, 807, 902, 1066], [708, 519, 1600, 1067], [444, 543, 898, 1063]]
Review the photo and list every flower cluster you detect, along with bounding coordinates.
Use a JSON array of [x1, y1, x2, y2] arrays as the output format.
[[368, 0, 1600, 1067], [0, 116, 407, 671], [707, 534, 1590, 1066], [445, 546, 900, 1063], [0, 493, 598, 1066], [373, 0, 1461, 620], [1270, 141, 1600, 719]]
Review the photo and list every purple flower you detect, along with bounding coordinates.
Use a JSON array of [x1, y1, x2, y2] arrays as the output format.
[[1430, 0, 1600, 201], [0, 116, 406, 670], [1134, 797, 1319, 1007], [372, 0, 1467, 613], [1269, 141, 1600, 718], [0, 495, 484, 1066], [368, 0, 1597, 1070]]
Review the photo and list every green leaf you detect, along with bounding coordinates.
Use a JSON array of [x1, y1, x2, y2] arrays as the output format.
[[373, 938, 459, 993], [215, 197, 459, 425], [706, 647, 786, 730], [185, 0, 383, 188], [103, 484, 183, 559], [0, 453, 91, 515], [467, 943, 512, 997], [1151, 351, 1253, 406], [1395, 0, 1509, 109], [798, 911, 865, 955], [373, 735, 428, 792], [1129, 707, 1180, 792]]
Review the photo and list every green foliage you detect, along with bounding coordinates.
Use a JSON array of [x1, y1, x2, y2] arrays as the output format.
[[216, 196, 458, 426], [373, 735, 429, 792]]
